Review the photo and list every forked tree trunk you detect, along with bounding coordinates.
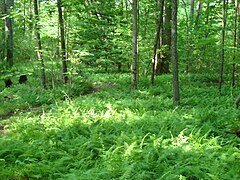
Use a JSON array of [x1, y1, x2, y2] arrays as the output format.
[[34, 0, 46, 88], [171, 0, 180, 106], [131, 0, 138, 90], [151, 0, 164, 85], [57, 0, 68, 83]]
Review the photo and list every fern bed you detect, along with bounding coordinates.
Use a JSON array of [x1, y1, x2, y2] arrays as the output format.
[[0, 73, 240, 180]]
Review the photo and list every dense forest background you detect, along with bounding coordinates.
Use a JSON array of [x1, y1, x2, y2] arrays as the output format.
[[0, 0, 240, 179], [1, 0, 239, 87]]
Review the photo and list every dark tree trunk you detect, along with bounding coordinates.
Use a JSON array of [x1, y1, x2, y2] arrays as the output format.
[[131, 0, 138, 90], [219, 0, 226, 92], [151, 0, 164, 85], [171, 0, 180, 106], [57, 0, 68, 83], [155, 0, 164, 75], [158, 1, 171, 74], [34, 0, 46, 88], [5, 0, 14, 67]]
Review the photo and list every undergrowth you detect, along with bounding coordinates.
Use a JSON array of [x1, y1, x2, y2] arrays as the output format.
[[0, 72, 240, 179]]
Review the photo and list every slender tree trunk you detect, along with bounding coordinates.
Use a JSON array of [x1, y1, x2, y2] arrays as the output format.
[[155, 0, 164, 75], [1, 0, 6, 60], [219, 0, 226, 92], [195, 1, 201, 26], [57, 0, 68, 83], [232, 0, 239, 87], [171, 0, 180, 106], [34, 0, 46, 88], [29, 0, 33, 39], [186, 0, 194, 73], [131, 0, 138, 90], [151, 0, 163, 85], [23, 0, 26, 33], [5, 0, 14, 67]]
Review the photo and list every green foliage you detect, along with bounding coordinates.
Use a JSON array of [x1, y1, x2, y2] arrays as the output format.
[[0, 68, 93, 117], [1, 0, 240, 178], [1, 72, 240, 179]]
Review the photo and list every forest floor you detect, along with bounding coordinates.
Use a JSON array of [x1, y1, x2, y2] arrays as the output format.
[[0, 71, 240, 179]]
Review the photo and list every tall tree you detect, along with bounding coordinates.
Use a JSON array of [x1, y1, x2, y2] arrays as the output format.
[[151, 0, 164, 85], [131, 0, 138, 90], [155, 0, 164, 76], [1, 0, 6, 60], [29, 0, 34, 39], [5, 0, 14, 67], [232, 0, 239, 87], [34, 0, 46, 88], [158, 1, 171, 74], [195, 1, 201, 26], [186, 0, 194, 73], [57, 0, 68, 83], [219, 0, 226, 92], [171, 0, 180, 106]]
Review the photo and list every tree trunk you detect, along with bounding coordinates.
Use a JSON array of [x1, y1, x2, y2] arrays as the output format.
[[219, 0, 226, 92], [232, 0, 239, 87], [195, 1, 201, 26], [34, 0, 46, 88], [151, 0, 164, 85], [57, 0, 68, 83], [158, 1, 171, 74], [186, 0, 194, 73], [155, 0, 164, 75], [5, 0, 14, 67], [171, 0, 180, 106], [29, 0, 33, 39], [131, 0, 138, 90], [1, 0, 6, 60]]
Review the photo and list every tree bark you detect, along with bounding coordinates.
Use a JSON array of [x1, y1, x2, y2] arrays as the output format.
[[155, 0, 164, 75], [195, 1, 201, 26], [34, 0, 46, 88], [1, 0, 6, 60], [57, 0, 68, 83], [171, 0, 180, 106], [185, 0, 194, 73], [151, 0, 164, 85], [232, 0, 239, 87], [131, 0, 138, 90], [219, 0, 226, 92], [158, 1, 171, 74], [5, 0, 14, 67]]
